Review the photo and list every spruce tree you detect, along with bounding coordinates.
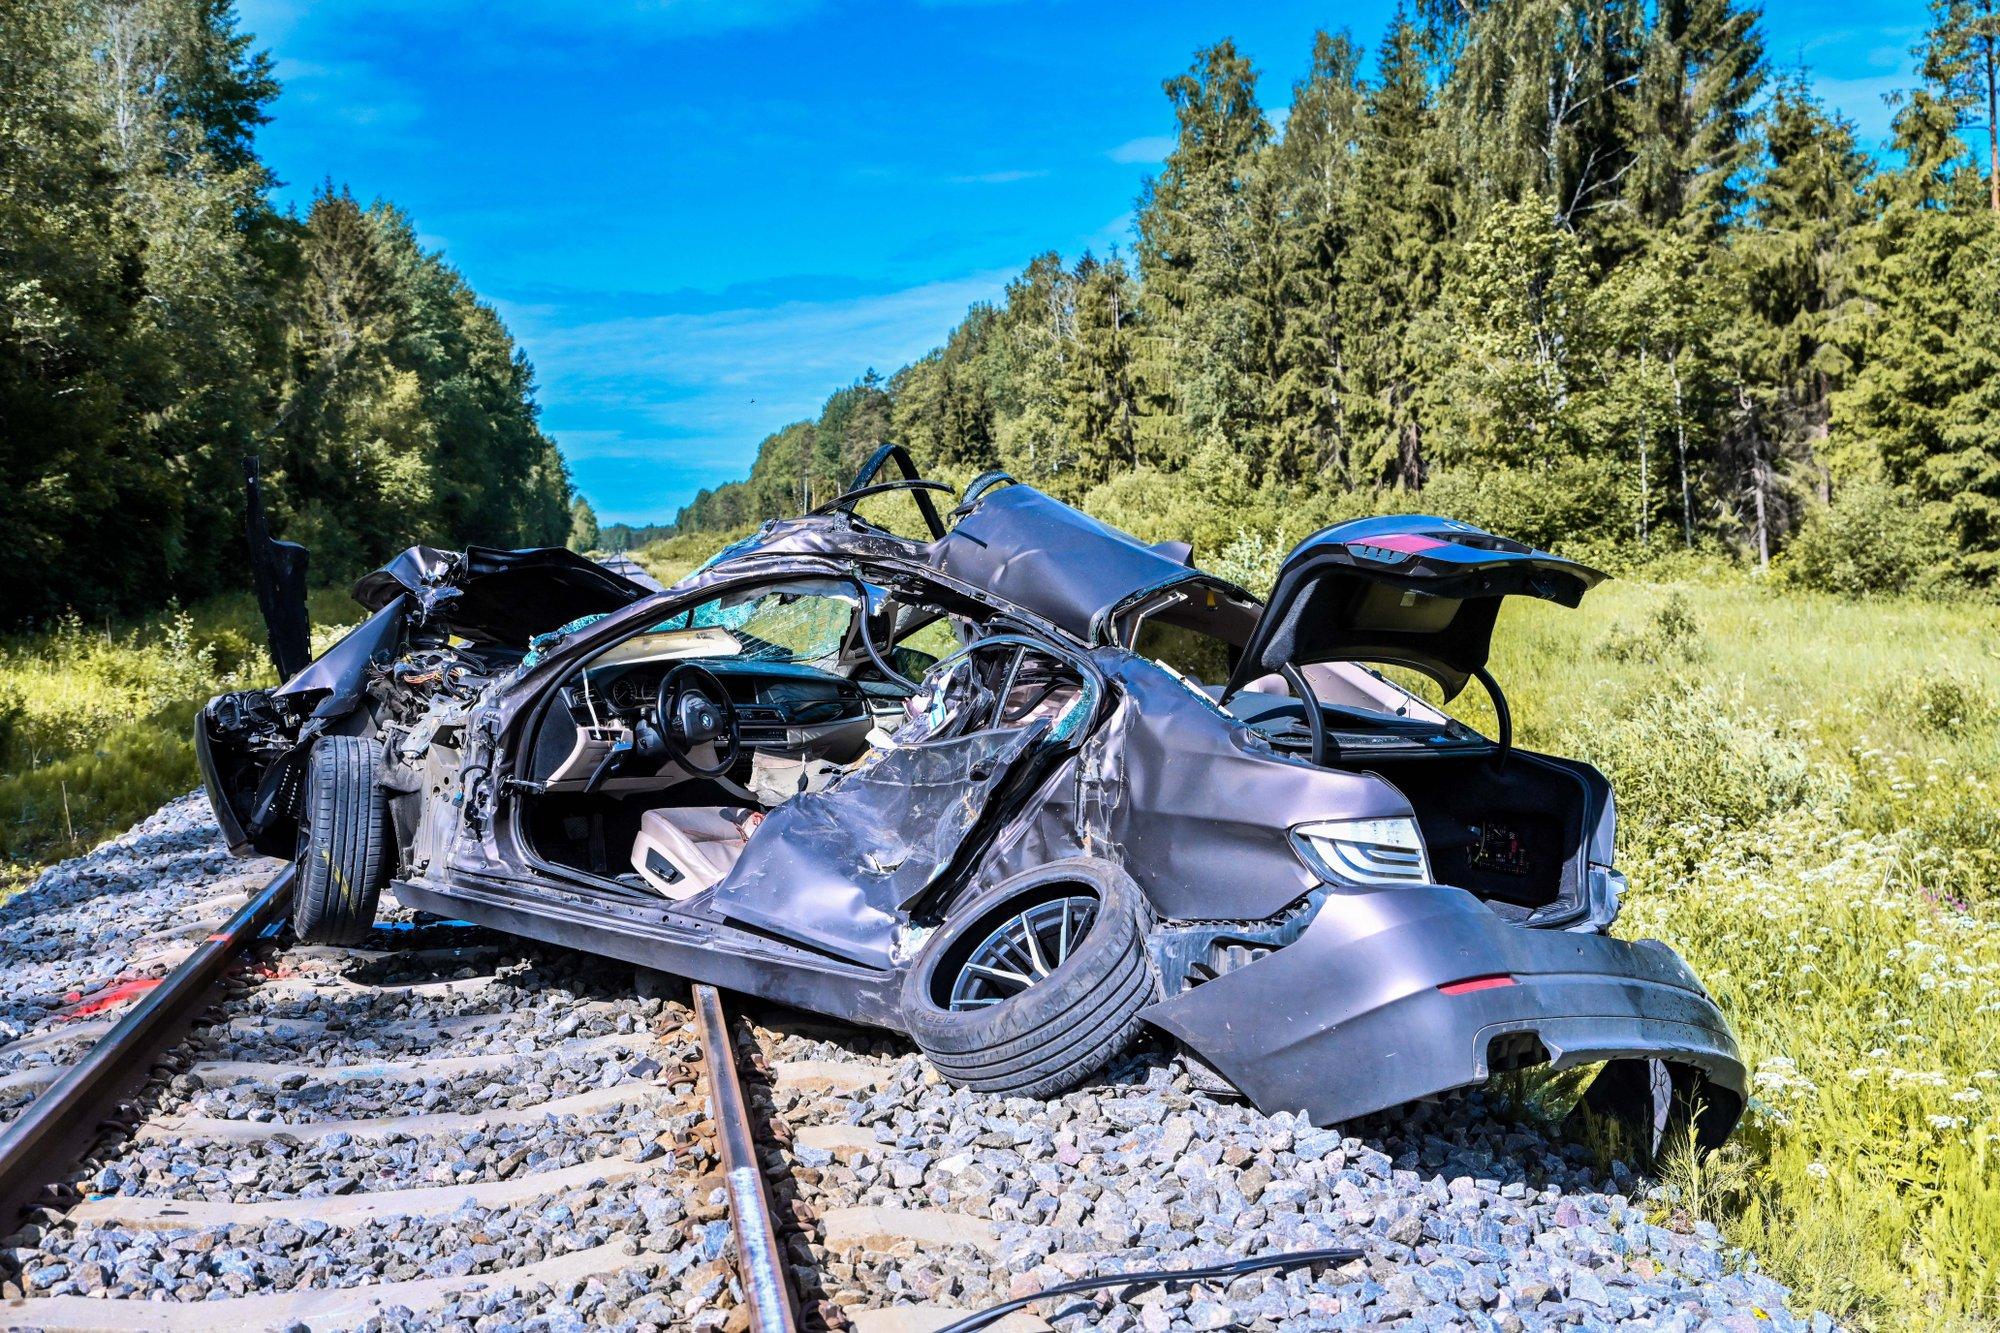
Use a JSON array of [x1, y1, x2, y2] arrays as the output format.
[[1732, 75, 1872, 482], [1626, 0, 1766, 240], [1341, 12, 1445, 487], [1060, 255, 1139, 488], [1134, 41, 1271, 466], [1264, 31, 1366, 485]]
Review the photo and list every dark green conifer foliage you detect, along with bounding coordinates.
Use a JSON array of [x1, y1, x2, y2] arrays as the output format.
[[1060, 256, 1140, 489], [1626, 0, 1766, 240], [1342, 14, 1445, 488]]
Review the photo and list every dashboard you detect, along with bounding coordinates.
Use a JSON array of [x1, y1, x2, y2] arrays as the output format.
[[562, 658, 873, 757]]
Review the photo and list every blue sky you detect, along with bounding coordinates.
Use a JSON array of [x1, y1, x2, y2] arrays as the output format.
[[235, 0, 1928, 526]]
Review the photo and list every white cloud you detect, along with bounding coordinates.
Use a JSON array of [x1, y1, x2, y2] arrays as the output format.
[[1107, 135, 1174, 164], [502, 270, 1014, 519], [946, 169, 1048, 185]]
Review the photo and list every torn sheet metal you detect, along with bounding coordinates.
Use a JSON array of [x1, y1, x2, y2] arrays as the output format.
[[711, 723, 1047, 968], [353, 545, 649, 645], [272, 596, 407, 719]]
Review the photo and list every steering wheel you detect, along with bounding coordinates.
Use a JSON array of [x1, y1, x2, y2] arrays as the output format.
[[656, 663, 740, 778]]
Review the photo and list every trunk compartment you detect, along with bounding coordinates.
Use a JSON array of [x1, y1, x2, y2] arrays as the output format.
[[1357, 752, 1598, 925]]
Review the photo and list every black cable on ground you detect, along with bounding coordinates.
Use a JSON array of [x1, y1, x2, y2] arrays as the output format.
[[932, 1244, 1367, 1333]]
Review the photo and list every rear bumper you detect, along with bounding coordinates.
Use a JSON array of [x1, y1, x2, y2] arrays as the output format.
[[1141, 883, 1745, 1138]]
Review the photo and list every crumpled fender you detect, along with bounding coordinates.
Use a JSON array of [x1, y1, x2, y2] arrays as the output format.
[[272, 595, 408, 720], [1142, 882, 1745, 1142]]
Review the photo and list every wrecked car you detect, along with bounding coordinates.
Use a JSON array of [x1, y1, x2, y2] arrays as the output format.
[[197, 447, 1745, 1150]]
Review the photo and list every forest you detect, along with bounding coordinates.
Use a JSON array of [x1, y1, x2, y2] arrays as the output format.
[[668, 0, 2000, 602], [0, 0, 576, 628]]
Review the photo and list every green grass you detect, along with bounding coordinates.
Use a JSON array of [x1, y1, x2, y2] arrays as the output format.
[[0, 589, 357, 893]]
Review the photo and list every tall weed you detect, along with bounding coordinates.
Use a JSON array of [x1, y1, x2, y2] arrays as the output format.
[[1482, 574, 2000, 1327]]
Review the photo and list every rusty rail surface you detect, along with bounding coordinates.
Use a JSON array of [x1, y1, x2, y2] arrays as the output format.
[[0, 865, 294, 1226], [694, 982, 801, 1333]]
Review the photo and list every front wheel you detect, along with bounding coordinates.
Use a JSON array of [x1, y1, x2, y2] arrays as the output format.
[[292, 736, 392, 946], [902, 859, 1154, 1098]]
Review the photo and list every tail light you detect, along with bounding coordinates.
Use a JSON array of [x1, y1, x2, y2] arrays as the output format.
[[1291, 817, 1434, 887]]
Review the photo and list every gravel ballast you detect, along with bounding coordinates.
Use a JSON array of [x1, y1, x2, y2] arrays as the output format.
[[751, 1021, 1824, 1333]]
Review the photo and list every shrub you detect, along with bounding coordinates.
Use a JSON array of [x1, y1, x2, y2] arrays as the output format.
[[1206, 529, 1287, 596], [1418, 457, 1629, 555], [1556, 678, 1819, 867], [1775, 478, 1954, 597], [1599, 591, 1709, 665], [1897, 668, 1998, 737]]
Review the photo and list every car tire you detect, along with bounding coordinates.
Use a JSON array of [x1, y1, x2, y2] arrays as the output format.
[[902, 858, 1155, 1098], [292, 736, 392, 946]]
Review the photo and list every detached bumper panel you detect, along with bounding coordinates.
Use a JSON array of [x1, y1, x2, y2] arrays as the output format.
[[193, 709, 253, 856], [1141, 884, 1744, 1133]]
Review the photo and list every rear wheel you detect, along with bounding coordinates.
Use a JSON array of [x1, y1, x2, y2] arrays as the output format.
[[292, 736, 392, 946], [902, 859, 1154, 1097]]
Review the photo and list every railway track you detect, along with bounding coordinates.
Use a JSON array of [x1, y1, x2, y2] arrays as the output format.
[[0, 848, 1349, 1333], [0, 861, 809, 1332]]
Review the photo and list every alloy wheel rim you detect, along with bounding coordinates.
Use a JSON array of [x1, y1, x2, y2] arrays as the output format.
[[946, 894, 1097, 1012]]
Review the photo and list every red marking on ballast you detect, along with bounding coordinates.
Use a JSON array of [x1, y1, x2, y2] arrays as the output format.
[[59, 977, 163, 1019]]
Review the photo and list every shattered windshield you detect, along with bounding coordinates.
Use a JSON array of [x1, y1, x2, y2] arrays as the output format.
[[649, 580, 858, 666]]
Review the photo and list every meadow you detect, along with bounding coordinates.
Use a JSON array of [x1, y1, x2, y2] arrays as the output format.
[[1486, 571, 1997, 1328], [1172, 521, 1999, 1329], [1, 532, 1992, 1327], [0, 589, 356, 892]]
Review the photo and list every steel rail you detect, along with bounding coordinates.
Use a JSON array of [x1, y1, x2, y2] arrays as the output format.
[[693, 982, 800, 1333], [0, 865, 294, 1226]]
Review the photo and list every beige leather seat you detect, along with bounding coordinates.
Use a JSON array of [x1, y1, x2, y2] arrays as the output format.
[[1242, 661, 1448, 724], [631, 806, 761, 901]]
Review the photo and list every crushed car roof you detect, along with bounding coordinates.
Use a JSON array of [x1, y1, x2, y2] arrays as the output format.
[[926, 484, 1210, 643]]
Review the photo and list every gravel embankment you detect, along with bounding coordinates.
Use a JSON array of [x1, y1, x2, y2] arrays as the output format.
[[756, 1020, 1824, 1333], [0, 795, 269, 1066], [0, 801, 746, 1329]]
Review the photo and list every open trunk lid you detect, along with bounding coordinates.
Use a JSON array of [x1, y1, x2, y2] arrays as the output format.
[[1222, 516, 1605, 702], [351, 545, 652, 646]]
